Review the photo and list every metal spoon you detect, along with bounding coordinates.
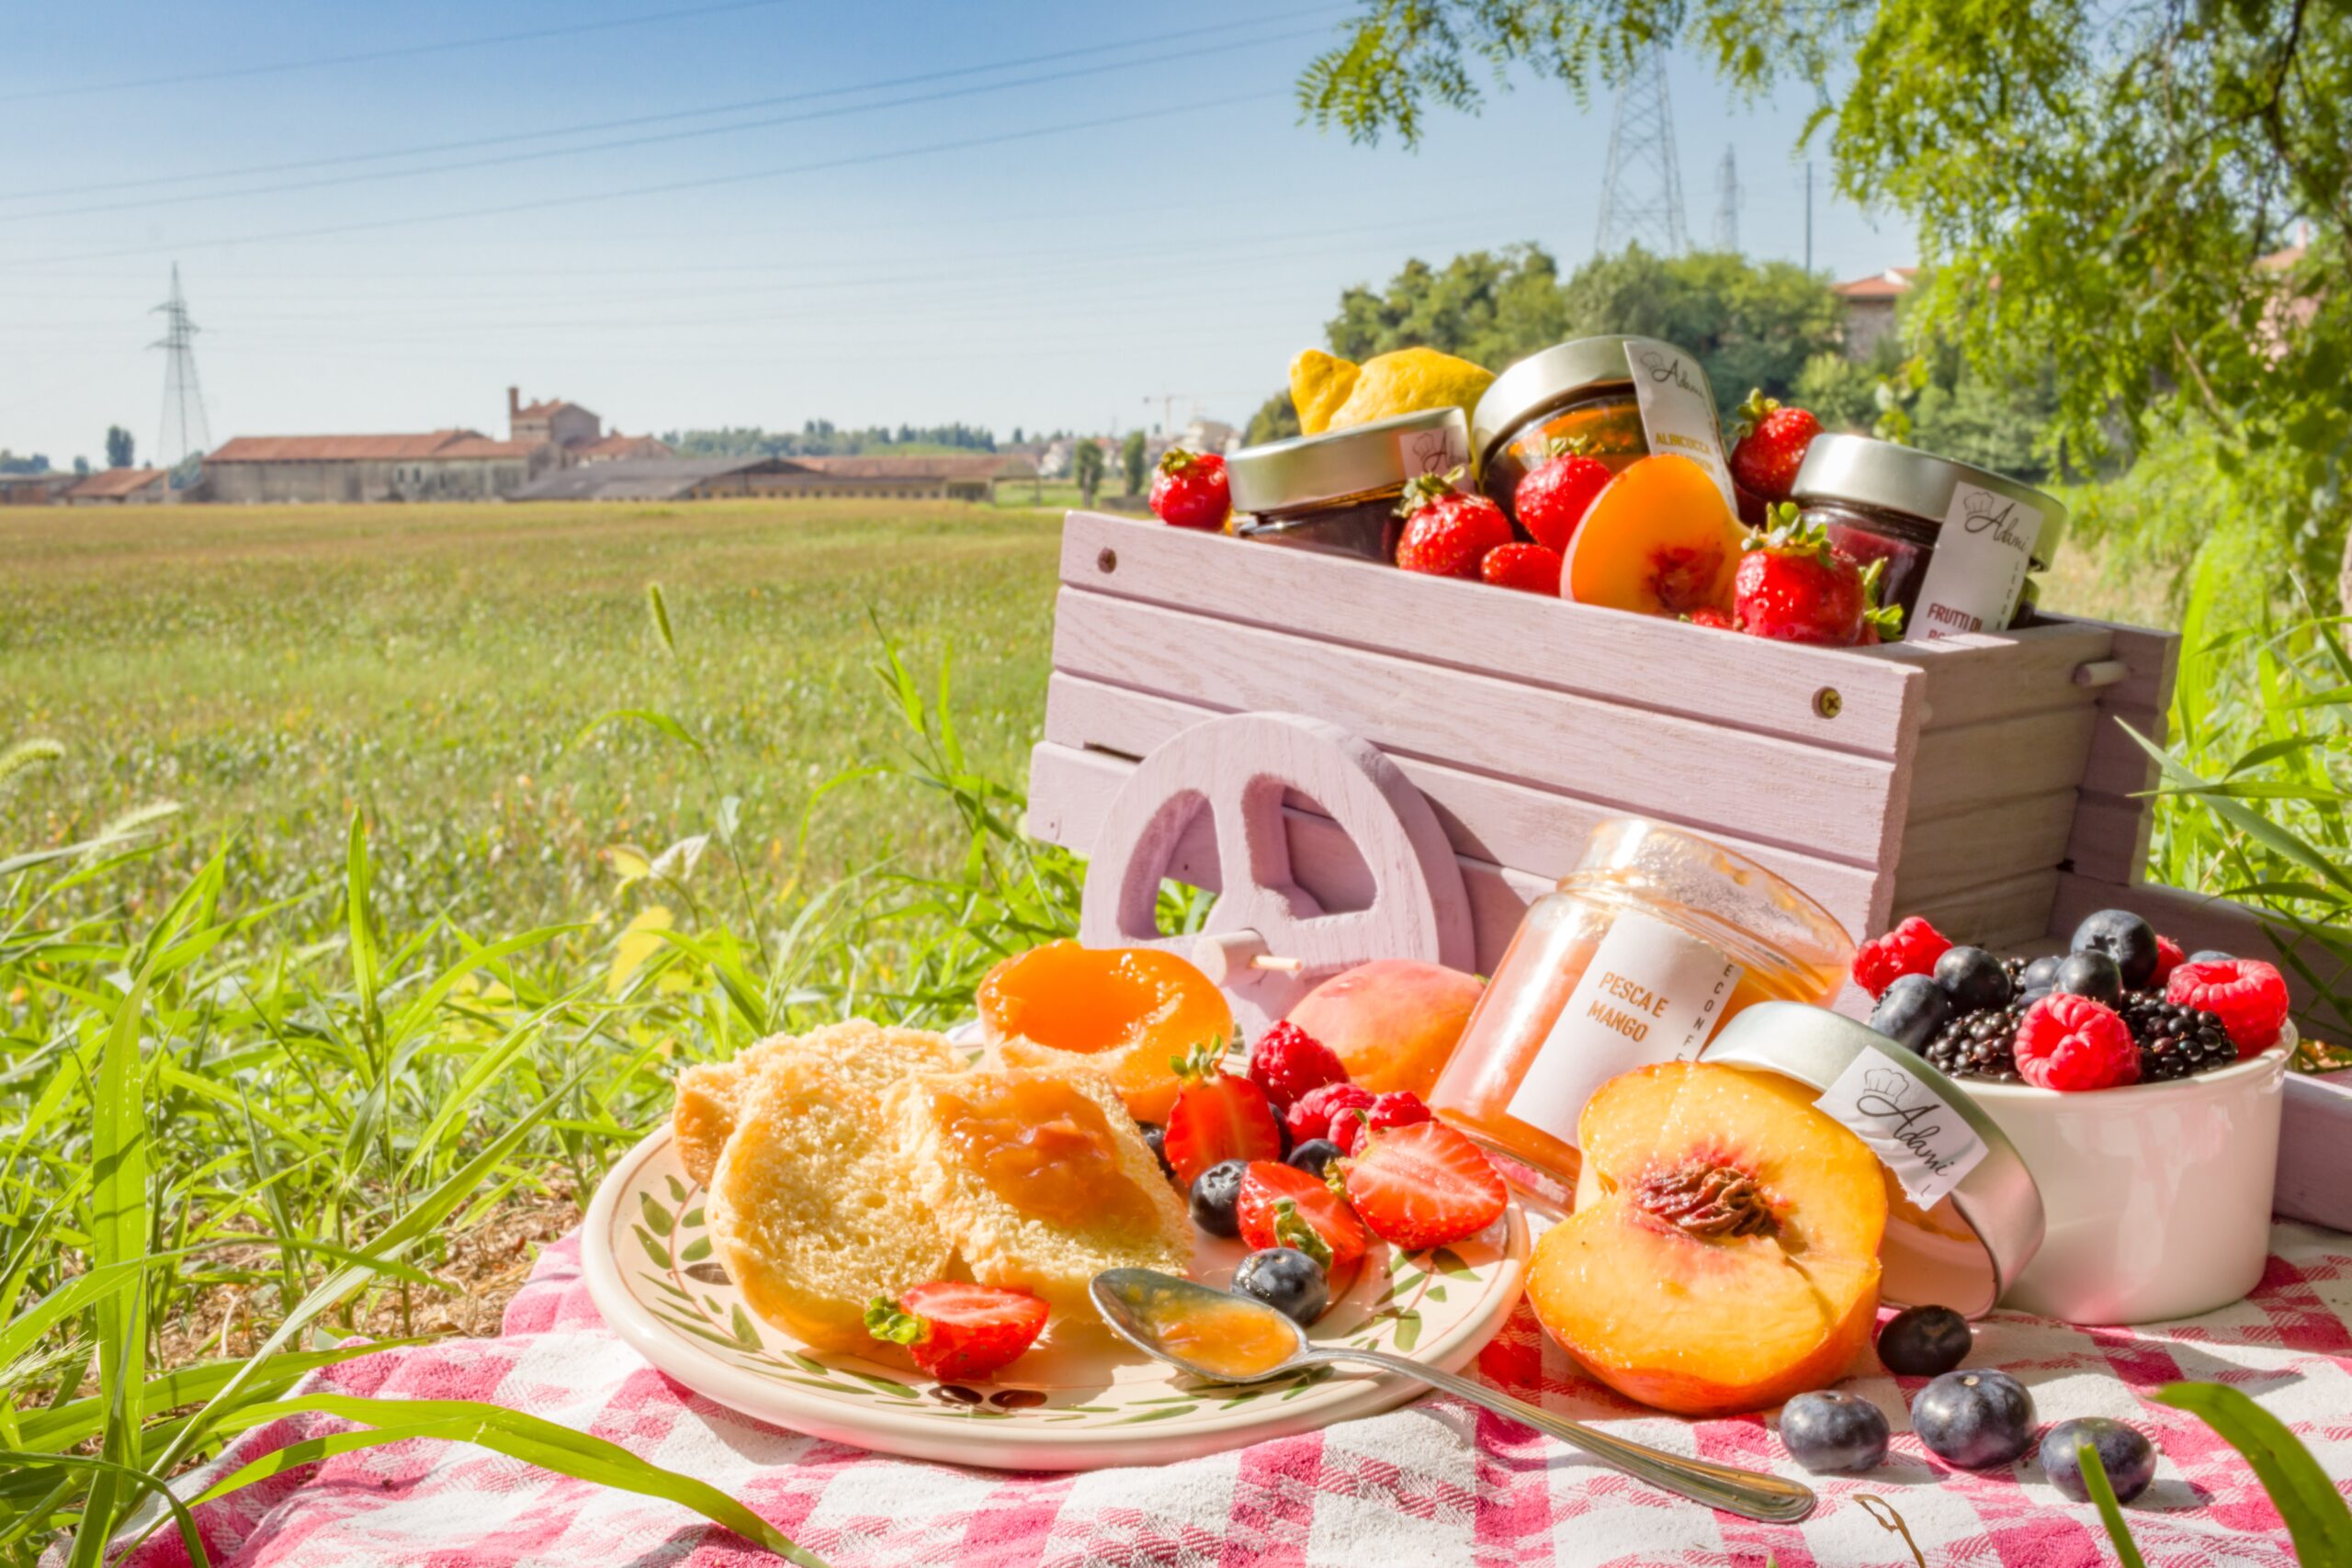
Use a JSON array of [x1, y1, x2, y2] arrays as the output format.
[[1090, 1269, 1815, 1524]]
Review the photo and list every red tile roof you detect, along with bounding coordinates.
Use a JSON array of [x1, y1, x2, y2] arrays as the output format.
[[571, 432, 671, 458], [1834, 266, 1917, 301], [209, 431, 479, 462], [436, 436, 539, 459], [65, 467, 166, 498], [515, 399, 586, 419]]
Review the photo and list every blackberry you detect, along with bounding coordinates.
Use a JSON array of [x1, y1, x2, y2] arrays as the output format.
[[2119, 990, 2237, 1081], [1924, 1004, 2024, 1081]]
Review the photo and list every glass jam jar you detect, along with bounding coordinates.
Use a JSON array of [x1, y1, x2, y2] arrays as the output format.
[[1471, 336, 1735, 522], [1429, 818, 1854, 1197], [1227, 408, 1471, 562], [1790, 434, 2064, 641]]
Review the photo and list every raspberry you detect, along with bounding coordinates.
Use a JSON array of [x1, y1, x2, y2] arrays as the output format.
[[1248, 1021, 1349, 1111], [2151, 935, 2187, 987], [1852, 917, 1954, 999], [1333, 1089, 1432, 1154], [2014, 994, 2141, 1091], [1283, 1081, 1373, 1146], [2165, 959, 2288, 1054]]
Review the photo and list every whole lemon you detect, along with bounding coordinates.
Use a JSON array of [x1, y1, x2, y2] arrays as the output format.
[[1288, 349, 1360, 436], [1328, 347, 1493, 432]]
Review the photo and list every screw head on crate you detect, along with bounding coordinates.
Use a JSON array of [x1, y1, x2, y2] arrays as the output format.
[[1076, 712, 1476, 1038]]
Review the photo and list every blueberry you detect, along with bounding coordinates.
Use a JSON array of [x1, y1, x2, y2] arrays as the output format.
[[1912, 1370, 2036, 1469], [2020, 954, 2064, 994], [1286, 1137, 1343, 1179], [1935, 946, 2013, 1012], [2040, 1416, 2156, 1504], [1140, 1124, 1176, 1183], [1233, 1247, 1329, 1326], [2072, 909, 2160, 989], [2189, 949, 2234, 965], [2053, 950, 2124, 1007], [1871, 973, 1956, 1055], [1779, 1390, 1891, 1473], [1188, 1159, 1248, 1238], [1876, 1304, 1972, 1377]]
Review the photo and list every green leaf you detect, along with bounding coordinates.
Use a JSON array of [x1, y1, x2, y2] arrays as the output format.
[[1389, 1309, 1423, 1353], [639, 1190, 674, 1237], [74, 974, 152, 1568], [204, 1394, 826, 1567], [634, 1225, 673, 1270], [645, 582, 678, 655], [2154, 1382, 2352, 1567], [2075, 1441, 2150, 1568]]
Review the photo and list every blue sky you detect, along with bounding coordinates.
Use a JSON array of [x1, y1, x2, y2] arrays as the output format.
[[0, 1, 1908, 467]]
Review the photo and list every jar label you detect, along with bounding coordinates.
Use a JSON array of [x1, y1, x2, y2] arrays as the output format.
[[1396, 421, 1472, 482], [1909, 481, 2045, 639], [1504, 910, 1743, 1150], [1623, 342, 1736, 513], [1811, 1044, 1989, 1209]]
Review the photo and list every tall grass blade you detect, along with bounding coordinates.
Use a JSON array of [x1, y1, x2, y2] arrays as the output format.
[[2154, 1382, 2352, 1567]]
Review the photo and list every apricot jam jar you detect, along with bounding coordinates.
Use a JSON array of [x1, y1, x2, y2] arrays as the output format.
[[1470, 336, 1736, 523], [1790, 434, 2064, 641], [1228, 408, 1471, 562], [1429, 818, 1853, 1197]]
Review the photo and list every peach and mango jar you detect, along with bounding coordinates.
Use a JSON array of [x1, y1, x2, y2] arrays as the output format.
[[1429, 818, 1855, 1197]]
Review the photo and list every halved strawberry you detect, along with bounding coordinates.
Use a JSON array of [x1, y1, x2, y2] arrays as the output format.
[[1341, 1120, 1508, 1251], [1236, 1161, 1366, 1270], [1163, 1043, 1283, 1187], [865, 1281, 1048, 1381]]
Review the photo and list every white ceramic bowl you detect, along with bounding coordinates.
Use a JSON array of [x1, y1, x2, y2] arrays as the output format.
[[1961, 1034, 2291, 1325]]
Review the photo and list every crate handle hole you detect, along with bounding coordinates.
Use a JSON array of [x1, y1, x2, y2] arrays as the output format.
[[1097, 547, 1118, 574]]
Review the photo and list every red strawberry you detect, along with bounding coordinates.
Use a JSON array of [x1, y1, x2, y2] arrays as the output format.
[[1728, 389, 1823, 502], [1734, 505, 1902, 646], [1851, 916, 1954, 999], [865, 1281, 1048, 1381], [1479, 541, 1564, 594], [1150, 449, 1230, 531], [1683, 606, 1738, 630], [1393, 469, 1512, 578], [1283, 1081, 1374, 1146], [1332, 1089, 1433, 1155], [2013, 994, 2140, 1091], [1341, 1119, 1508, 1250], [1513, 436, 1613, 552], [1249, 1021, 1349, 1111], [1236, 1161, 1367, 1270], [1163, 1043, 1283, 1186], [2167, 958, 2290, 1053]]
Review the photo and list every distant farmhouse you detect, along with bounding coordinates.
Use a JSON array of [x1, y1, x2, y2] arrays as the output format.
[[199, 387, 671, 504], [508, 452, 1036, 504]]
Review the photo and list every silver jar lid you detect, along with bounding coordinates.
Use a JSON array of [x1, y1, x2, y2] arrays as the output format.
[[1792, 434, 2067, 563], [1470, 335, 1706, 468], [1701, 1002, 2044, 1319], [1226, 407, 1471, 514]]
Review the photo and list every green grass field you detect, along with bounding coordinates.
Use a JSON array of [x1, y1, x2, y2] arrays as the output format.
[[3, 498, 1067, 931]]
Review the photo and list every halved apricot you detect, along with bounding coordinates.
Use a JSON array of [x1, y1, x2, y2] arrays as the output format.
[[1560, 454, 1749, 616], [975, 942, 1233, 1124]]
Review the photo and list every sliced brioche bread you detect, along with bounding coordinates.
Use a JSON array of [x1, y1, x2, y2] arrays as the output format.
[[705, 1057, 953, 1353], [673, 1020, 959, 1187], [897, 1067, 1191, 1314]]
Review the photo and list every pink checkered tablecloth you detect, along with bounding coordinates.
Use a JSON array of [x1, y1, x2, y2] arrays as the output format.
[[118, 1224, 2352, 1568]]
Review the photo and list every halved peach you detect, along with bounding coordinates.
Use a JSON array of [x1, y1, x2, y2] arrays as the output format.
[[1283, 960, 1483, 1098], [975, 942, 1233, 1123], [1531, 1061, 1887, 1416], [1561, 454, 1748, 616]]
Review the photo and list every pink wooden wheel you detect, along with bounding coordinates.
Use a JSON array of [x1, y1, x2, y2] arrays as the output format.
[[1079, 712, 1475, 1039]]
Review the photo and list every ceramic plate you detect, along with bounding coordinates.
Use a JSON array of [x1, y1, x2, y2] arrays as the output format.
[[582, 1127, 1531, 1470]]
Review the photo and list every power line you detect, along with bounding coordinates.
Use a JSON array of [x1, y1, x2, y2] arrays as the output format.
[[3, 23, 1332, 223], [0, 90, 1285, 271], [0, 6, 1342, 204], [0, 0, 793, 107]]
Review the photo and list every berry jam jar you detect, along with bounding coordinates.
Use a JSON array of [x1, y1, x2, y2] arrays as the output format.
[[1227, 409, 1471, 561], [1471, 336, 1736, 524], [1428, 818, 1854, 1199], [1790, 435, 2064, 641]]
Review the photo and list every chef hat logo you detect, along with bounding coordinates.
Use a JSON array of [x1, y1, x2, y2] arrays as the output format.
[[1962, 489, 2007, 525], [1863, 1066, 1912, 1100]]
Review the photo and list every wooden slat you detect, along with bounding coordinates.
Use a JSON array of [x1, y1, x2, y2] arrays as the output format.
[[1864, 620, 2115, 729], [2061, 624, 2177, 883], [2063, 788, 2155, 887], [1891, 788, 2078, 902], [1906, 868, 2064, 951], [1026, 742, 1545, 973], [1061, 510, 1922, 757], [1034, 682, 1888, 940], [1050, 585, 1910, 869], [1905, 705, 2099, 821]]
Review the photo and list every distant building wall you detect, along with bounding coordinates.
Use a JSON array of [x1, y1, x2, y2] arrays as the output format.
[[206, 456, 536, 504]]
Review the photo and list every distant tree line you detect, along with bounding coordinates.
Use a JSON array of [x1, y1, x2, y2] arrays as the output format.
[[662, 419, 999, 458], [1244, 243, 2053, 481]]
